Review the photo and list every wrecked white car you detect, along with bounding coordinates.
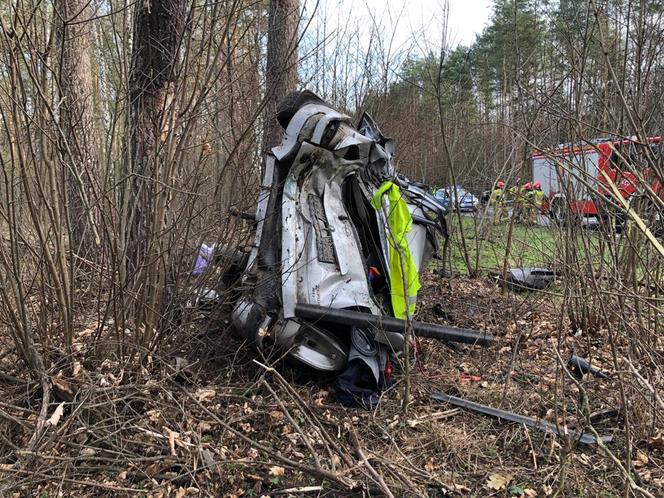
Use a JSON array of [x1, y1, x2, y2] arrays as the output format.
[[224, 91, 492, 407]]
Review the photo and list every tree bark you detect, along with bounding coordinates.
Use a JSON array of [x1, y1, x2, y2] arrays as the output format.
[[55, 0, 100, 258], [123, 0, 187, 338], [263, 0, 299, 152]]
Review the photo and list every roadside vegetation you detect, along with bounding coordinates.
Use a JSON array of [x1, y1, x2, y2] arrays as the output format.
[[0, 0, 662, 496], [445, 214, 560, 273]]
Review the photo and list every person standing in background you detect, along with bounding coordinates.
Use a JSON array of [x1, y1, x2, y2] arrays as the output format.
[[490, 180, 506, 224]]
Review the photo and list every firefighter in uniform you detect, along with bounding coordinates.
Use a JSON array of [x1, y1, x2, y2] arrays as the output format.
[[508, 182, 520, 202], [523, 182, 535, 224], [510, 182, 525, 222], [531, 181, 545, 225], [490, 180, 506, 223]]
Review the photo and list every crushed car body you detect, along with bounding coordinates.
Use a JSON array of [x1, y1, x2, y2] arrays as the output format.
[[225, 90, 493, 406]]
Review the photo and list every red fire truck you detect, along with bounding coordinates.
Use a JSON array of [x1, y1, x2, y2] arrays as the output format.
[[532, 137, 663, 225]]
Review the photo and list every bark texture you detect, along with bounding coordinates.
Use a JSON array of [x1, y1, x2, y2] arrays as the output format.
[[124, 0, 187, 335], [263, 0, 299, 152], [55, 0, 99, 257]]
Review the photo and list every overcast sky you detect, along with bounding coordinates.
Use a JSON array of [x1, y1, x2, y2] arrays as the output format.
[[307, 0, 494, 55], [299, 0, 494, 103], [404, 0, 494, 47]]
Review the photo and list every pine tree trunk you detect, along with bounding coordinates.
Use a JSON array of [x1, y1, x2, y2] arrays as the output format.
[[263, 0, 299, 153], [123, 0, 187, 339], [55, 0, 99, 258]]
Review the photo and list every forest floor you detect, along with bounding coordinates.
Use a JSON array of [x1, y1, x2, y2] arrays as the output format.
[[0, 226, 662, 497]]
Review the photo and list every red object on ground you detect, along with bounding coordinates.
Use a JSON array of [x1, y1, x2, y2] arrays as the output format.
[[460, 373, 482, 384], [385, 358, 392, 382]]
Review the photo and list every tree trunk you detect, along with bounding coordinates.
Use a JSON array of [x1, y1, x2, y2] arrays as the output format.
[[123, 0, 187, 340], [263, 0, 299, 153], [55, 0, 99, 258]]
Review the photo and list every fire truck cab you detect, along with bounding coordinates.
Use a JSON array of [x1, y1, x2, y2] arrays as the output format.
[[532, 137, 663, 226]]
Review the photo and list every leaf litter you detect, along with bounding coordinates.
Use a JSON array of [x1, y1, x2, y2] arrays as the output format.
[[0, 274, 661, 496]]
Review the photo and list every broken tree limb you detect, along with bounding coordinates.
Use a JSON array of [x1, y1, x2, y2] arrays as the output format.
[[627, 361, 664, 412], [177, 383, 359, 491], [294, 304, 494, 346], [350, 426, 396, 498], [431, 392, 612, 446], [599, 168, 664, 258]]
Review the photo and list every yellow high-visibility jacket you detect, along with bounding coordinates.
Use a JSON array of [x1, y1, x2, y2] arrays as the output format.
[[490, 187, 505, 205], [371, 181, 420, 319]]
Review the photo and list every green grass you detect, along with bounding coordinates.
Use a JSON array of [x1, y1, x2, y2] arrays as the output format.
[[442, 215, 558, 273], [430, 213, 663, 294], [441, 215, 607, 274]]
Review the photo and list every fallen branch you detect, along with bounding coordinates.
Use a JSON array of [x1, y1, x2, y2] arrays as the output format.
[[176, 382, 358, 491], [0, 466, 144, 493], [25, 374, 51, 457], [553, 343, 656, 498], [254, 360, 353, 469], [260, 378, 322, 468], [350, 425, 395, 498], [627, 360, 664, 413], [274, 485, 324, 495]]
